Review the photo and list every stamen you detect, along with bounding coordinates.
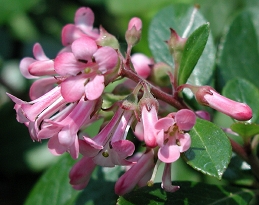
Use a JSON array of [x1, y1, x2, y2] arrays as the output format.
[[102, 151, 109, 157], [147, 159, 161, 186]]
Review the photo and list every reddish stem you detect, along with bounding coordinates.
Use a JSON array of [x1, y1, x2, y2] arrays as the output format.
[[120, 65, 186, 110]]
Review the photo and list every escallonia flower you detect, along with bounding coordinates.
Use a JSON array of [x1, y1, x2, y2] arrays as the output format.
[[154, 109, 196, 163], [131, 53, 153, 79], [61, 7, 100, 46], [20, 43, 56, 79], [69, 106, 136, 190], [54, 36, 118, 102]]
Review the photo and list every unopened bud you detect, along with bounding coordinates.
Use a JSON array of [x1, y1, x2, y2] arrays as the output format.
[[193, 86, 252, 121], [96, 26, 119, 49], [167, 29, 186, 56], [150, 62, 172, 86], [131, 53, 153, 79], [125, 17, 142, 46]]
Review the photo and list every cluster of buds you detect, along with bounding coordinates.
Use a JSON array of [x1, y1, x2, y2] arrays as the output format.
[[8, 7, 252, 196]]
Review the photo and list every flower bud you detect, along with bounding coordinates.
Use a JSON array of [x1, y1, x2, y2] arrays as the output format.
[[150, 62, 172, 86], [125, 17, 142, 46], [96, 26, 119, 49], [131, 53, 153, 79], [167, 28, 186, 57], [193, 86, 252, 121]]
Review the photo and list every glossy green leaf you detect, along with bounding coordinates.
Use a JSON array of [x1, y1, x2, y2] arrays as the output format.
[[184, 118, 232, 179], [25, 154, 122, 205], [118, 181, 254, 205], [217, 8, 259, 89], [231, 122, 259, 138], [25, 154, 81, 205], [148, 4, 215, 87], [222, 78, 259, 123], [178, 23, 210, 85]]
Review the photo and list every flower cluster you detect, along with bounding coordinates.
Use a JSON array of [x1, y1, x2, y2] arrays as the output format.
[[8, 7, 253, 196]]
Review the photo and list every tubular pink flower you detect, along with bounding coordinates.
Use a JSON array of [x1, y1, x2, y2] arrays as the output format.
[[141, 105, 158, 148], [194, 86, 252, 121], [69, 156, 96, 190], [20, 43, 55, 79], [115, 149, 155, 196], [61, 7, 99, 46], [155, 109, 196, 163], [79, 108, 135, 167], [45, 99, 97, 159], [161, 163, 180, 192], [131, 53, 153, 79]]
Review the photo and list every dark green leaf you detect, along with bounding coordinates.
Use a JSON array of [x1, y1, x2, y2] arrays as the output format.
[[184, 118, 232, 179], [217, 9, 259, 89], [231, 122, 259, 138], [25, 154, 81, 205], [25, 154, 123, 205], [118, 181, 255, 205], [148, 4, 215, 87], [178, 23, 210, 85], [222, 77, 259, 123]]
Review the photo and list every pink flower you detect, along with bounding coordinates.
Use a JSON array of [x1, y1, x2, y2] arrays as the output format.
[[69, 156, 96, 190], [61, 7, 99, 46], [125, 17, 142, 47], [154, 109, 196, 163], [138, 98, 159, 148], [115, 149, 155, 195], [20, 43, 55, 79], [42, 98, 98, 159], [194, 86, 252, 121], [127, 17, 142, 31], [79, 107, 135, 167], [161, 163, 180, 192], [54, 36, 118, 102], [7, 86, 66, 141], [131, 53, 153, 79]]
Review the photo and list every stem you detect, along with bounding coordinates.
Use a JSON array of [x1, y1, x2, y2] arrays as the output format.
[[120, 65, 186, 110]]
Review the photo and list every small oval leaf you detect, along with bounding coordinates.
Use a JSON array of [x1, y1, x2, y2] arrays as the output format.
[[184, 118, 232, 179], [178, 23, 210, 85]]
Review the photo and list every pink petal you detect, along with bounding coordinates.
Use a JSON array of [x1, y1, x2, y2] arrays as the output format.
[[175, 109, 196, 131], [69, 156, 96, 189], [112, 140, 135, 158], [71, 36, 97, 60], [68, 137, 79, 159], [54, 52, 86, 76], [154, 117, 175, 130], [79, 137, 103, 157], [58, 126, 75, 147], [33, 43, 49, 61], [156, 130, 165, 147], [128, 17, 142, 30], [19, 57, 38, 79], [29, 60, 55, 76], [85, 75, 104, 100], [93, 47, 118, 73], [48, 135, 67, 156], [134, 121, 144, 141], [61, 75, 86, 102], [74, 7, 94, 31], [61, 24, 86, 46], [177, 133, 191, 152], [158, 144, 180, 163], [29, 77, 57, 100]]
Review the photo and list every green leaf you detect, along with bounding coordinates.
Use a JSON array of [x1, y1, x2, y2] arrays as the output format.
[[148, 4, 215, 86], [25, 154, 122, 205], [184, 118, 232, 179], [178, 23, 210, 85], [217, 8, 259, 89], [25, 154, 81, 205], [117, 181, 255, 205], [231, 122, 259, 138], [222, 77, 259, 123]]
